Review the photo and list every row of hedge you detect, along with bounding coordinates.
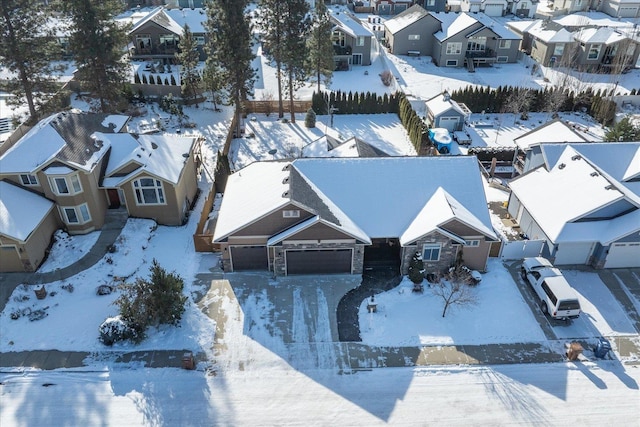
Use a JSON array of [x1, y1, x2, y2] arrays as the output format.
[[311, 90, 400, 115], [134, 73, 179, 86]]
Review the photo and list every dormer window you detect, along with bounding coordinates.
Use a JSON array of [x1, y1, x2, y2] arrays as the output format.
[[20, 174, 38, 186], [283, 209, 300, 218]]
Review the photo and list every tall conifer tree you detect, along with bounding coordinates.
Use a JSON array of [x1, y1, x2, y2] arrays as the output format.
[[64, 0, 129, 112], [306, 0, 334, 95], [0, 0, 62, 122], [176, 24, 201, 103]]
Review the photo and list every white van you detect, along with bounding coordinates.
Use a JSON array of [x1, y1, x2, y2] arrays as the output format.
[[521, 258, 581, 320]]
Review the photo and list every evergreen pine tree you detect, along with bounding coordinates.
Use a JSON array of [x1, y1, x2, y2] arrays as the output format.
[[257, 0, 287, 117], [0, 0, 63, 122], [306, 0, 334, 94], [63, 0, 129, 112], [408, 252, 424, 284], [304, 108, 316, 128], [281, 0, 311, 122], [176, 24, 201, 103], [205, 0, 256, 137]]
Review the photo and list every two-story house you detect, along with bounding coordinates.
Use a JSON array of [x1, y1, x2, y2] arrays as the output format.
[[0, 111, 202, 272], [330, 10, 374, 68]]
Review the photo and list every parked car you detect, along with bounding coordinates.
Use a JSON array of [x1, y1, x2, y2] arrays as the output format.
[[521, 257, 581, 321]]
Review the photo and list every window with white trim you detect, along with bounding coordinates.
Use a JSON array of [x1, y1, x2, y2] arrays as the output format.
[[283, 209, 300, 218], [466, 37, 487, 52], [553, 43, 565, 56], [427, 0, 435, 5], [133, 178, 165, 205], [356, 36, 365, 46], [446, 42, 462, 55], [20, 174, 38, 186], [49, 174, 82, 195], [61, 203, 91, 225], [423, 243, 441, 261], [194, 35, 205, 45], [446, 59, 458, 66], [408, 34, 420, 41], [588, 44, 601, 59], [498, 40, 511, 49], [464, 239, 480, 247]]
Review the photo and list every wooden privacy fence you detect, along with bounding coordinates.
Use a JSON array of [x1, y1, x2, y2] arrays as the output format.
[[244, 100, 312, 115], [193, 187, 219, 252]]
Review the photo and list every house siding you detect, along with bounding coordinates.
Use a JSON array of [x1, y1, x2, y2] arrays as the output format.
[[388, 18, 433, 55], [0, 208, 58, 272], [232, 204, 315, 237]]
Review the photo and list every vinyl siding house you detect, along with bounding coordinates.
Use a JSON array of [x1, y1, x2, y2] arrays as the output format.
[[507, 142, 640, 268], [330, 10, 374, 68], [460, 0, 508, 16], [431, 12, 521, 68], [508, 0, 538, 18], [418, 0, 449, 12], [601, 0, 640, 18], [507, 20, 576, 67], [128, 6, 208, 62], [213, 157, 497, 276], [0, 181, 58, 272], [0, 112, 202, 272], [384, 4, 435, 55], [370, 0, 414, 14]]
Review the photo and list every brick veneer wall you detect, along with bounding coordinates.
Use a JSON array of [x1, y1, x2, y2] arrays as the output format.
[[273, 241, 365, 276], [400, 232, 459, 276]]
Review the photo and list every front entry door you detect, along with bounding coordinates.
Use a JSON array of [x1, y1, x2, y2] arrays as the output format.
[[107, 189, 120, 208]]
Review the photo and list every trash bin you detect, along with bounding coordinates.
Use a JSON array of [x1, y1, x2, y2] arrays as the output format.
[[593, 338, 611, 359], [567, 342, 583, 361]]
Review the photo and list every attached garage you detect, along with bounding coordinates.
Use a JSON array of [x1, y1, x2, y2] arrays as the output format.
[[604, 242, 640, 268], [553, 242, 593, 265], [286, 249, 352, 275], [483, 4, 504, 16], [0, 246, 23, 272], [438, 116, 459, 131], [230, 246, 268, 270]]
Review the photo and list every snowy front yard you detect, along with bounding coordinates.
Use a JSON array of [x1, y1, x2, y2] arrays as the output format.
[[359, 259, 547, 346]]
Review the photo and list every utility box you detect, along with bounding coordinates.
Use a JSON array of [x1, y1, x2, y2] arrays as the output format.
[[182, 352, 195, 370]]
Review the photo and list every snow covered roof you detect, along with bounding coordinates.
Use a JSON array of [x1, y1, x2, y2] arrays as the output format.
[[0, 112, 129, 175], [301, 136, 389, 158], [0, 181, 54, 242], [214, 157, 495, 244], [384, 4, 430, 35], [509, 146, 637, 243], [540, 142, 640, 195], [514, 119, 588, 151], [130, 7, 186, 36], [99, 133, 197, 186], [165, 8, 208, 34], [433, 12, 519, 42], [400, 187, 496, 245], [425, 92, 469, 118], [554, 11, 635, 29], [574, 27, 626, 45], [330, 10, 373, 38], [511, 20, 575, 44]]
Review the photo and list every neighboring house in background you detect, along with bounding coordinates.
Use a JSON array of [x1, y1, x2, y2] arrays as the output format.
[[384, 4, 433, 55], [128, 6, 208, 62], [511, 118, 590, 176], [0, 111, 202, 272], [369, 0, 414, 15], [507, 0, 538, 18], [213, 157, 497, 276], [330, 10, 374, 68], [431, 11, 521, 68], [425, 91, 472, 132], [600, 0, 640, 18], [384, 8, 521, 67], [507, 15, 640, 71], [460, 0, 508, 16], [417, 0, 449, 12], [508, 142, 640, 268]]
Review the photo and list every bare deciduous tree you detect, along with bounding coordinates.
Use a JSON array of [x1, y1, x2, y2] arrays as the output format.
[[431, 269, 478, 317]]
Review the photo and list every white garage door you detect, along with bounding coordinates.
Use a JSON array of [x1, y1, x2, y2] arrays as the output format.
[[618, 7, 638, 17], [483, 4, 504, 16], [604, 242, 640, 268], [438, 116, 459, 131], [553, 242, 593, 265]]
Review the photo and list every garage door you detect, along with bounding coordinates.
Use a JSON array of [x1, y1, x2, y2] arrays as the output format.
[[230, 246, 268, 270], [438, 116, 459, 131], [604, 242, 640, 268], [553, 242, 593, 265], [286, 249, 352, 275], [0, 246, 23, 272], [618, 7, 638, 17], [483, 4, 504, 16]]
